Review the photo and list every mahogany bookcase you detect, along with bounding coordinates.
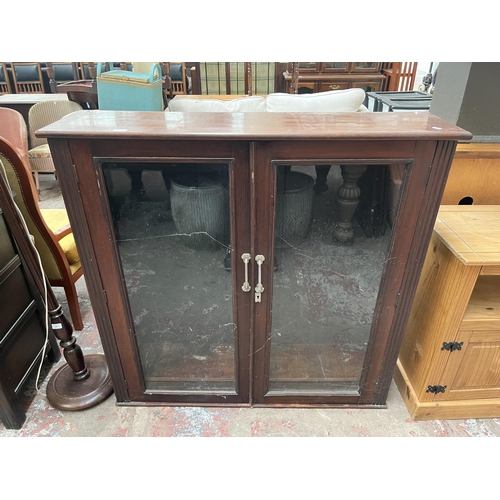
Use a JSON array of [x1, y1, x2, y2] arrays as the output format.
[[37, 110, 471, 408]]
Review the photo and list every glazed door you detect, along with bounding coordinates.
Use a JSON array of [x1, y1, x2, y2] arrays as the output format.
[[251, 141, 419, 406], [93, 141, 252, 404]]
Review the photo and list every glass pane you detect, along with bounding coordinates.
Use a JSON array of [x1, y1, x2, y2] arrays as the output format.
[[324, 62, 347, 70], [354, 62, 376, 70], [298, 62, 318, 70], [102, 161, 235, 393], [269, 164, 397, 394]]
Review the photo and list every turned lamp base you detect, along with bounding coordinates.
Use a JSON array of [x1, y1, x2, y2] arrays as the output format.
[[46, 354, 114, 411]]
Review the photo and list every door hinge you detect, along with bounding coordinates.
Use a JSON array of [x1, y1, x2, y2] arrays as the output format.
[[441, 341, 464, 352], [426, 385, 447, 394]]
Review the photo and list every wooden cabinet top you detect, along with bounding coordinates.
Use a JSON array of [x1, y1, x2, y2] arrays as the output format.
[[435, 206, 500, 266], [37, 110, 472, 142]]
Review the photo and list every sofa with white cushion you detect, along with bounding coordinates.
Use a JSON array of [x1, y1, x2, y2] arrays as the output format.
[[167, 88, 368, 114]]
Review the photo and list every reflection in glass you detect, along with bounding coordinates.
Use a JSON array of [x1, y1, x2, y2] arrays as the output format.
[[269, 164, 395, 394], [298, 62, 318, 70], [354, 62, 376, 70], [324, 62, 347, 70], [102, 162, 235, 392]]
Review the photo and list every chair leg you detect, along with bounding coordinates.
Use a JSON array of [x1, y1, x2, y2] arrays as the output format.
[[32, 171, 41, 201], [63, 279, 84, 331]]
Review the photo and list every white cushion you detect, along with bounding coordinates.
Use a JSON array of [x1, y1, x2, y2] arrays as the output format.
[[168, 96, 267, 113], [266, 88, 366, 113]]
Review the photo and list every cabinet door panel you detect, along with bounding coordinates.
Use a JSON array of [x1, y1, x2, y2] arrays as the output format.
[[96, 146, 252, 403], [260, 162, 396, 398], [447, 330, 500, 400]]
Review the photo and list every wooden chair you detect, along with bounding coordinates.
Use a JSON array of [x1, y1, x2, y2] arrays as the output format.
[[10, 62, 45, 93], [0, 63, 12, 94], [0, 129, 85, 331], [27, 100, 83, 192], [47, 62, 98, 109], [381, 62, 418, 91], [167, 62, 187, 96], [45, 62, 79, 90]]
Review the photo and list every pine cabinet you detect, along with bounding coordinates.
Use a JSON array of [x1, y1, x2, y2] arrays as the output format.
[[38, 110, 470, 408], [395, 206, 500, 420]]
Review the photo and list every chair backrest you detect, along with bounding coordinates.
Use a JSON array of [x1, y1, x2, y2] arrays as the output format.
[[28, 100, 83, 148], [11, 62, 45, 93], [0, 62, 12, 94], [382, 62, 418, 92], [46, 62, 79, 92], [0, 136, 66, 280], [169, 62, 187, 96], [0, 108, 29, 160], [77, 62, 97, 80]]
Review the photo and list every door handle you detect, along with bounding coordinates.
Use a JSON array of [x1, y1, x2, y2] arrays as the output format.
[[255, 255, 265, 302], [241, 253, 251, 292]]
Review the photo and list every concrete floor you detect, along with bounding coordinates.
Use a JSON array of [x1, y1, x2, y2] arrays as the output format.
[[1, 172, 500, 438]]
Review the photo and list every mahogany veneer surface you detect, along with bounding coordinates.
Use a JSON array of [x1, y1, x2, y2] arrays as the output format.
[[37, 110, 472, 142]]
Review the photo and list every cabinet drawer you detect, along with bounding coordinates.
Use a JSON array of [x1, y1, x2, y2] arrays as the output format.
[[0, 309, 46, 391], [296, 82, 316, 93], [319, 82, 350, 92], [0, 261, 33, 342]]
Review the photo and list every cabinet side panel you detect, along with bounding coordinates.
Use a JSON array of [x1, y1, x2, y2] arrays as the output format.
[[399, 235, 480, 400], [49, 138, 130, 401]]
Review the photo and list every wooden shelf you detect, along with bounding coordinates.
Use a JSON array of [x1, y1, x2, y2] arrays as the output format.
[[461, 276, 500, 331]]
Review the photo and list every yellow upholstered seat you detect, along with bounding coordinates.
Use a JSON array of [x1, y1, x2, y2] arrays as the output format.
[[41, 209, 81, 267]]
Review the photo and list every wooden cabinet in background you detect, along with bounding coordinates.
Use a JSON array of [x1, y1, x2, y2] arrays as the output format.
[[284, 62, 386, 94], [395, 206, 500, 420]]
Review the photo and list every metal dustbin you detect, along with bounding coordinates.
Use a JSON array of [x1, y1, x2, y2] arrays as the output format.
[[170, 176, 229, 251]]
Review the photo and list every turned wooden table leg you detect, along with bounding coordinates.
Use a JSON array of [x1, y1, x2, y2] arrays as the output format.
[[334, 164, 367, 243], [314, 165, 332, 193]]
